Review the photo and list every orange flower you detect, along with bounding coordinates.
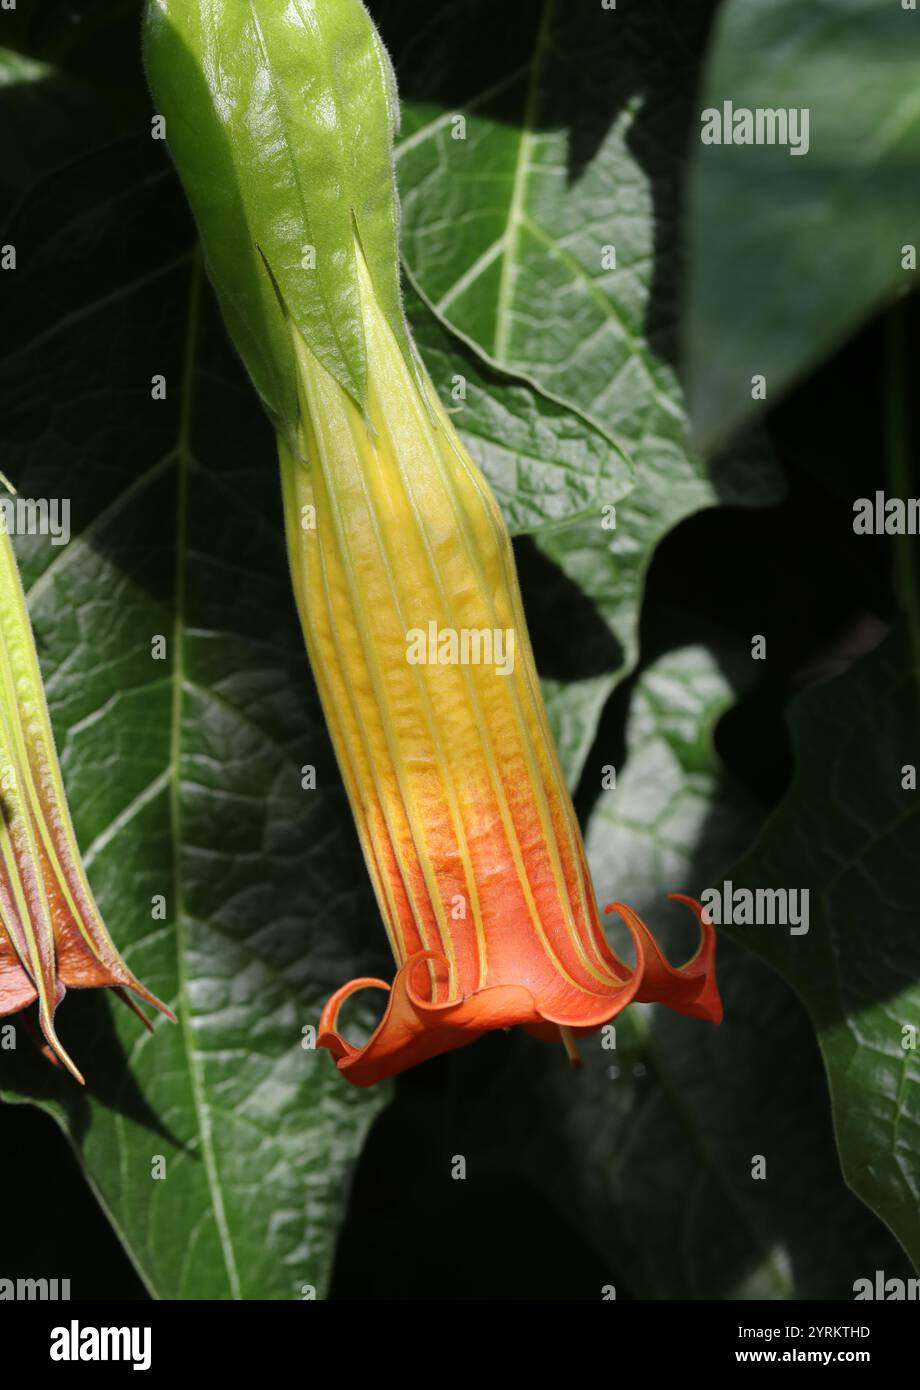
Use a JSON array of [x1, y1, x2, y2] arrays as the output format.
[[281, 249, 721, 1088], [0, 527, 174, 1083]]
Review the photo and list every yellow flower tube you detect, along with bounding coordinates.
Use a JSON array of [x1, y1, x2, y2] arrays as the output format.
[[281, 252, 720, 1087]]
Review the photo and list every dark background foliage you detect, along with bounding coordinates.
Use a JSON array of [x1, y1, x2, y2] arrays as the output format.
[[0, 0, 917, 1299]]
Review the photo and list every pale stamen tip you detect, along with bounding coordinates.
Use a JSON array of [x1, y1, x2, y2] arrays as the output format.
[[559, 1025, 582, 1070]]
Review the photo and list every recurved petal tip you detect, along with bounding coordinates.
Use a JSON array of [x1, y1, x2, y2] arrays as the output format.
[[21, 1009, 85, 1086], [318, 951, 547, 1087], [604, 895, 723, 1024]]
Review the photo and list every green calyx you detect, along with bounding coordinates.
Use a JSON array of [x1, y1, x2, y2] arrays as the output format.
[[143, 0, 416, 442]]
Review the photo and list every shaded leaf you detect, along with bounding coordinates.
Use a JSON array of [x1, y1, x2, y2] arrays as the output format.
[[727, 626, 920, 1270], [686, 0, 920, 446]]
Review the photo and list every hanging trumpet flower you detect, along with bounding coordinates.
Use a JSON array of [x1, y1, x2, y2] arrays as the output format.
[[144, 0, 721, 1087], [282, 251, 721, 1084], [0, 525, 175, 1084]]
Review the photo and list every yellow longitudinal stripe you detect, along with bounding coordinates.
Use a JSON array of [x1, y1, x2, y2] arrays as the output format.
[[314, 397, 459, 996], [291, 336, 449, 984], [440, 416, 622, 985], [374, 315, 622, 995], [279, 438, 405, 969]]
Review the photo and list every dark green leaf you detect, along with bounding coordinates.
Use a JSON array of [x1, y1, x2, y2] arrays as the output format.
[[686, 0, 920, 446], [726, 626, 920, 1270]]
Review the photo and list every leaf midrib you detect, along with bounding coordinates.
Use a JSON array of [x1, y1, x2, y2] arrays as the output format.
[[170, 250, 243, 1301], [492, 0, 553, 362]]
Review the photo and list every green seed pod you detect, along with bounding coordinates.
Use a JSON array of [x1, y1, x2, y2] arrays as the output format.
[[143, 0, 417, 442]]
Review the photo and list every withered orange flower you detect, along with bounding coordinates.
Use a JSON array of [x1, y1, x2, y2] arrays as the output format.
[[281, 249, 722, 1088], [0, 527, 174, 1084]]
